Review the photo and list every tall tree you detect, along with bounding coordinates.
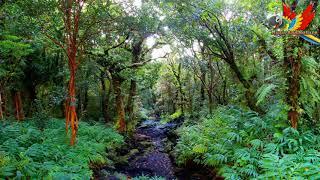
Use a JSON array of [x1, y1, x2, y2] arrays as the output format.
[[42, 0, 85, 145], [62, 0, 83, 145]]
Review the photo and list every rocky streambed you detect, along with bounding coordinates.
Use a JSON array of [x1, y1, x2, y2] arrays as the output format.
[[95, 119, 218, 180]]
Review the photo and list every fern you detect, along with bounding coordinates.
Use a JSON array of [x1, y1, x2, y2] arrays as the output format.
[[205, 154, 227, 166], [250, 139, 263, 150], [175, 105, 320, 179], [255, 84, 277, 105], [227, 132, 242, 143], [0, 119, 123, 178], [192, 144, 208, 154]]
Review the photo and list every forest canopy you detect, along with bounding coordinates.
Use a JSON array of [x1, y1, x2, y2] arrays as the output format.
[[0, 0, 320, 179]]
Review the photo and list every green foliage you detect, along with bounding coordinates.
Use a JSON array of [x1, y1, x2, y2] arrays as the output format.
[[0, 119, 123, 179], [255, 84, 277, 105], [0, 34, 33, 90], [0, 35, 32, 59], [30, 99, 50, 130], [175, 105, 320, 179], [161, 109, 183, 124], [1, 0, 320, 178], [139, 107, 150, 120], [170, 109, 182, 120], [300, 56, 320, 118]]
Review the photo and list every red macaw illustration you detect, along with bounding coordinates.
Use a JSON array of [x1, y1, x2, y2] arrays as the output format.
[[269, 0, 319, 45]]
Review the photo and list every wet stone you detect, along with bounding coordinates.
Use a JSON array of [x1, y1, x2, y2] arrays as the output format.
[[95, 118, 217, 179]]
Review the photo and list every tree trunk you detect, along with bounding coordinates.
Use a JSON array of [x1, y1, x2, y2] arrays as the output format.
[[200, 81, 205, 107], [178, 84, 184, 115], [216, 61, 228, 105], [125, 38, 143, 123], [26, 84, 36, 117], [199, 45, 207, 108], [227, 59, 264, 114], [3, 92, 8, 117], [202, 21, 263, 113], [0, 91, 3, 119], [104, 85, 112, 122], [64, 10, 80, 145], [112, 75, 126, 132], [208, 92, 214, 114], [222, 80, 227, 105], [65, 66, 78, 146], [167, 84, 175, 114], [172, 63, 185, 115], [126, 80, 137, 123], [50, 0, 84, 146], [208, 60, 215, 114], [13, 91, 24, 121], [101, 73, 106, 120], [284, 43, 302, 129], [101, 71, 111, 123], [83, 88, 88, 113]]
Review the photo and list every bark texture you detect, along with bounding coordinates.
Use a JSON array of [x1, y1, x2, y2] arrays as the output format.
[[284, 43, 302, 129], [112, 75, 126, 132], [13, 91, 24, 120]]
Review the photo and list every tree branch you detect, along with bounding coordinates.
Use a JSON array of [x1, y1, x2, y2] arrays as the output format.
[[104, 34, 130, 54], [120, 53, 168, 70], [252, 30, 278, 62]]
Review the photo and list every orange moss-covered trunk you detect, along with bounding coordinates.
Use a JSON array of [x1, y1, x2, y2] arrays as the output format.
[[42, 0, 80, 144], [60, 0, 83, 145], [65, 65, 78, 145]]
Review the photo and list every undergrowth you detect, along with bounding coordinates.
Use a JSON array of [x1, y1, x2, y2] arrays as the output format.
[[0, 119, 123, 179], [161, 109, 183, 124], [175, 104, 320, 179]]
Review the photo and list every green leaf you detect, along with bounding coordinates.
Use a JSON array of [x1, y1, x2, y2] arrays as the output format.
[[256, 84, 277, 105]]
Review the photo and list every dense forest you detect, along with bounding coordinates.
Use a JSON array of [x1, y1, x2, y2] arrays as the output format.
[[0, 0, 320, 179]]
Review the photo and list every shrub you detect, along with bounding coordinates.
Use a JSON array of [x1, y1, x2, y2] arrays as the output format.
[[161, 109, 183, 124], [0, 119, 123, 179], [175, 104, 320, 179]]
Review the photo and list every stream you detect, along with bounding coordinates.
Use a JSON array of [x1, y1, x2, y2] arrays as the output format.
[[95, 119, 218, 180]]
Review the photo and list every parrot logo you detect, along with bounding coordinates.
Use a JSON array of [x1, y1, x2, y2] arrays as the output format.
[[269, 0, 320, 45]]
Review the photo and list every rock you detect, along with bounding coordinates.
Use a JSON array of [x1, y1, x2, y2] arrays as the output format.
[[133, 133, 151, 141], [139, 141, 153, 147], [113, 155, 128, 166], [128, 149, 140, 156], [95, 118, 216, 180], [100, 169, 109, 175], [139, 120, 157, 128], [130, 151, 175, 179], [166, 129, 179, 145], [164, 140, 174, 152], [105, 176, 120, 180]]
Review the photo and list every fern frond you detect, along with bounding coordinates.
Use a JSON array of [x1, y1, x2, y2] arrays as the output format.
[[255, 84, 277, 105]]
